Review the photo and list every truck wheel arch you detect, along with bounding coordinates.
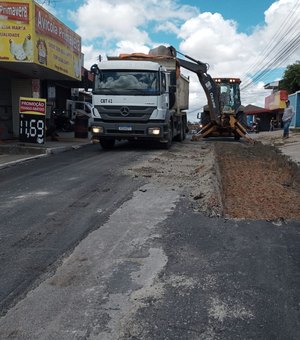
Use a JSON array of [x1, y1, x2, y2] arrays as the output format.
[[100, 138, 115, 150]]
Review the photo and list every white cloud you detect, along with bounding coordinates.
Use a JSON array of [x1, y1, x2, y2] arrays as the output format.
[[82, 44, 101, 66], [69, 0, 197, 47], [70, 1, 148, 43], [176, 0, 299, 118], [155, 21, 180, 35], [175, 11, 267, 118]]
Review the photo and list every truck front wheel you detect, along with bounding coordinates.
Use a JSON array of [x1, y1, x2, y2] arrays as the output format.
[[161, 122, 173, 149], [174, 120, 185, 142], [100, 138, 115, 149]]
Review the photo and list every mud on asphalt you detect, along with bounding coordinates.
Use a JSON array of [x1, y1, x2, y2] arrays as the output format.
[[129, 139, 300, 221]]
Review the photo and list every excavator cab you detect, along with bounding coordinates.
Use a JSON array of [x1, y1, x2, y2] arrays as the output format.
[[202, 77, 250, 140], [215, 78, 241, 114]]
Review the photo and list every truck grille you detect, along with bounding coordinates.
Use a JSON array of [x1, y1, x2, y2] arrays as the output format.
[[95, 105, 154, 122], [106, 129, 145, 135]]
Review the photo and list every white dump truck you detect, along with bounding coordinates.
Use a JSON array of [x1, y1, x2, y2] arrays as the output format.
[[89, 46, 189, 149]]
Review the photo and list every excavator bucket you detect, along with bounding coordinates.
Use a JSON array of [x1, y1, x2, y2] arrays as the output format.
[[192, 117, 254, 143], [194, 122, 216, 140]]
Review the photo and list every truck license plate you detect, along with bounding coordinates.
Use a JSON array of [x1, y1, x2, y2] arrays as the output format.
[[118, 126, 132, 131]]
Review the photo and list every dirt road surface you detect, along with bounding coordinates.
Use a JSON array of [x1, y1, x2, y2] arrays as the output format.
[[129, 131, 300, 221], [0, 131, 299, 339]]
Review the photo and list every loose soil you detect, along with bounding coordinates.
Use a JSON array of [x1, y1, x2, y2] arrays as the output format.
[[128, 137, 300, 221], [215, 141, 300, 220]]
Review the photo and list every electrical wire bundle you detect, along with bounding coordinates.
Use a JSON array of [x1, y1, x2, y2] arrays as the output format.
[[240, 0, 300, 93]]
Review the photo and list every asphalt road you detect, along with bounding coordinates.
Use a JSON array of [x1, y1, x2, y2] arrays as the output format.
[[0, 141, 300, 339], [0, 143, 145, 315]]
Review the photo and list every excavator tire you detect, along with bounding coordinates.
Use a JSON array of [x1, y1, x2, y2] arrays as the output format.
[[183, 126, 186, 140], [201, 111, 211, 126], [234, 133, 241, 141]]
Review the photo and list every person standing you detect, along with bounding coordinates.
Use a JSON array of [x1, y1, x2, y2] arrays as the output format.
[[282, 100, 295, 139], [269, 117, 275, 131]]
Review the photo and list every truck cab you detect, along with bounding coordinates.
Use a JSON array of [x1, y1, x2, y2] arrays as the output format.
[[90, 58, 189, 149]]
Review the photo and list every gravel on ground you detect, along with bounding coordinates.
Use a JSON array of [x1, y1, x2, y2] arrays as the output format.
[[128, 131, 300, 221]]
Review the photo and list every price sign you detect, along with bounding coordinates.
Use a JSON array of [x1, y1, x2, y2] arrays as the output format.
[[19, 97, 46, 144]]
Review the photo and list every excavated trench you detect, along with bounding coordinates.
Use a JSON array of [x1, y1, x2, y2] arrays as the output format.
[[214, 141, 300, 220], [128, 139, 300, 221]]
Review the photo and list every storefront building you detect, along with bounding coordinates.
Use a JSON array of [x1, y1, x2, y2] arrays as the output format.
[[264, 81, 299, 129], [0, 0, 87, 140]]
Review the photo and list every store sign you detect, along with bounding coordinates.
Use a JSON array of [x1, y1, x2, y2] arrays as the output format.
[[0, 1, 29, 23], [265, 90, 288, 110], [0, 0, 33, 62], [19, 97, 46, 144], [0, 1, 82, 80], [35, 5, 80, 54], [34, 4, 82, 79]]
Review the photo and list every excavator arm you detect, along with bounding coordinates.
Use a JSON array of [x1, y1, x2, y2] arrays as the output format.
[[175, 56, 221, 125], [167, 46, 253, 143]]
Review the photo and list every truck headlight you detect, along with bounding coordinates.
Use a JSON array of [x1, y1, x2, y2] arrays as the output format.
[[92, 126, 103, 134], [148, 127, 161, 135]]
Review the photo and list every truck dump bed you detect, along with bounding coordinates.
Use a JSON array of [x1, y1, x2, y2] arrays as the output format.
[[107, 53, 189, 111]]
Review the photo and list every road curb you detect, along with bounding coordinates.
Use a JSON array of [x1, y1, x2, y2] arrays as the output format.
[[0, 142, 91, 170], [0, 154, 48, 170]]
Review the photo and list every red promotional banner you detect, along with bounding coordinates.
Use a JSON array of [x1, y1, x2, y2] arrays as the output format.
[[19, 97, 46, 115], [0, 1, 29, 23]]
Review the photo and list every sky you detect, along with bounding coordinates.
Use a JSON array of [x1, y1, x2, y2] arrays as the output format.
[[41, 0, 300, 122]]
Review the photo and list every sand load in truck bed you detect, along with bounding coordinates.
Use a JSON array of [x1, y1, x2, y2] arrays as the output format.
[[108, 48, 189, 111]]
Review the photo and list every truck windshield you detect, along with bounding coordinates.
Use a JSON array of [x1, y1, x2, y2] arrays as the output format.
[[94, 70, 159, 95]]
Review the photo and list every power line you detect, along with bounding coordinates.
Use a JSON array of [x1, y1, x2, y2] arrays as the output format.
[[240, 0, 300, 91], [240, 0, 300, 82], [241, 27, 300, 89], [241, 31, 300, 91]]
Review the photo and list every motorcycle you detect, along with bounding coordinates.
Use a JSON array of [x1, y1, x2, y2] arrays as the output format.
[[52, 109, 74, 132]]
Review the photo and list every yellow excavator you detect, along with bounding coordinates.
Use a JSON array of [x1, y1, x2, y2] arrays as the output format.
[[168, 47, 253, 142]]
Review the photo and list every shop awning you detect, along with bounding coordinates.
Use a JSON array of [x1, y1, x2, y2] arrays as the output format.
[[244, 104, 271, 115]]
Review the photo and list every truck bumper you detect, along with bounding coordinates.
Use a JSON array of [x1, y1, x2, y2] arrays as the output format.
[[91, 121, 169, 142]]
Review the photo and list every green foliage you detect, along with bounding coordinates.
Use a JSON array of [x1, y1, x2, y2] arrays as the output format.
[[279, 61, 300, 94]]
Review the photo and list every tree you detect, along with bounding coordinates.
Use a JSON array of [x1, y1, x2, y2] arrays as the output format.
[[279, 61, 300, 94]]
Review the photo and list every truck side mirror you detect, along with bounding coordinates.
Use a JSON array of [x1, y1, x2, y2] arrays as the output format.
[[90, 64, 99, 74]]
